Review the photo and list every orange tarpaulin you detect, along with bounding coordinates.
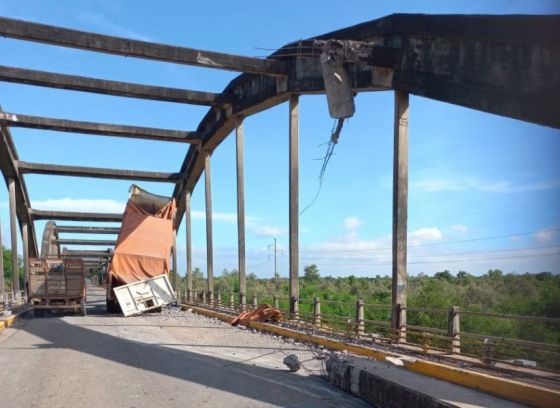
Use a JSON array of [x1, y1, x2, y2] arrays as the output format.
[[231, 304, 283, 326], [108, 193, 176, 285]]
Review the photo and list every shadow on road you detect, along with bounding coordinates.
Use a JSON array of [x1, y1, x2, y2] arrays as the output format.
[[19, 314, 363, 407]]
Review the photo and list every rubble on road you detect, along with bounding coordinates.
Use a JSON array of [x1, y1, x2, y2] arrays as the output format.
[[231, 304, 282, 326]]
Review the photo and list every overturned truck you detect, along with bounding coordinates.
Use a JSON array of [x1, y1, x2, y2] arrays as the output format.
[[106, 185, 177, 316]]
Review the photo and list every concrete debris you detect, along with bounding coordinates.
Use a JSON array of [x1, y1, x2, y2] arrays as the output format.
[[385, 356, 404, 367], [283, 354, 301, 372]]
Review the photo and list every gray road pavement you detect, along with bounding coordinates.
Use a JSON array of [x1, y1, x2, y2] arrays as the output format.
[[0, 285, 368, 408]]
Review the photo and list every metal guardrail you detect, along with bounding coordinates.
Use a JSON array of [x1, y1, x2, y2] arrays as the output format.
[[0, 291, 27, 313], [177, 290, 560, 372]]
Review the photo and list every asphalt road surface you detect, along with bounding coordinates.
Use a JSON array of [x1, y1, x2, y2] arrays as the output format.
[[0, 285, 368, 408]]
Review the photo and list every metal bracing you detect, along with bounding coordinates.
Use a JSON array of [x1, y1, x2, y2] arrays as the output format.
[[30, 209, 123, 222], [0, 65, 232, 107], [17, 161, 180, 183], [0, 112, 200, 143], [0, 17, 286, 76]]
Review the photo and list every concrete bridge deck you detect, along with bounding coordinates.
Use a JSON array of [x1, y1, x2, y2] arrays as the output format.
[[0, 285, 536, 408], [0, 285, 368, 408]]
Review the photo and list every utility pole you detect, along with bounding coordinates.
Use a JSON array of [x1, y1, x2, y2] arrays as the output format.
[[268, 238, 283, 292]]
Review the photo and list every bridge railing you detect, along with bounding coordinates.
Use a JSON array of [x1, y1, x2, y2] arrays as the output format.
[[0, 291, 28, 313], [179, 290, 560, 372]]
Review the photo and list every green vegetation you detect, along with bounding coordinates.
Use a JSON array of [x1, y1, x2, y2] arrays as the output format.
[[1, 246, 24, 292], [174, 264, 560, 368]]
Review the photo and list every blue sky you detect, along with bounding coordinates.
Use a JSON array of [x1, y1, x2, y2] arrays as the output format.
[[0, 0, 559, 278]]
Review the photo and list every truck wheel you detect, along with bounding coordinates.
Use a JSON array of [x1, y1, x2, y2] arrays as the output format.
[[80, 299, 87, 316], [106, 298, 122, 314]]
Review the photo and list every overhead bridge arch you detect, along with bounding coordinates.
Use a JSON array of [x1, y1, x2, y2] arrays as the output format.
[[0, 14, 557, 318]]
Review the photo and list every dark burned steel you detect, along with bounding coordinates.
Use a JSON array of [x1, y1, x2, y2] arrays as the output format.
[[56, 226, 120, 234], [0, 65, 233, 107], [0, 112, 200, 143], [0, 14, 557, 329], [54, 239, 117, 246]]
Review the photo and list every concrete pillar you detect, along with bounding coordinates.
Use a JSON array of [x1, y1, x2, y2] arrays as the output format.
[[0, 215, 5, 302], [448, 306, 461, 353], [314, 297, 321, 327], [356, 299, 365, 336], [289, 94, 299, 319], [22, 222, 29, 300], [185, 191, 193, 300], [8, 178, 19, 298], [172, 229, 177, 290], [391, 91, 409, 341], [235, 116, 247, 311], [204, 152, 214, 303]]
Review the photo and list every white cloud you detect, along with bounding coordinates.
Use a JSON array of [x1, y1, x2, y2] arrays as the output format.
[[534, 229, 557, 244], [32, 198, 125, 213], [306, 227, 443, 256], [344, 216, 362, 230], [451, 224, 469, 234], [408, 227, 443, 245], [412, 177, 560, 194]]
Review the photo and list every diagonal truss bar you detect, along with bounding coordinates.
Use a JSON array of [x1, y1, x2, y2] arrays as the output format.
[[30, 209, 123, 222], [0, 65, 233, 107], [17, 160, 180, 183], [0, 17, 286, 76], [0, 108, 38, 257], [55, 226, 120, 234], [54, 239, 116, 246], [0, 112, 200, 143]]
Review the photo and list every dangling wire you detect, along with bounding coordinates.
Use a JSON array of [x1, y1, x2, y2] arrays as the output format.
[[300, 118, 345, 216]]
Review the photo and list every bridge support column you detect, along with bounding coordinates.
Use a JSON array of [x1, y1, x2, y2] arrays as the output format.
[[8, 178, 19, 299], [185, 191, 193, 302], [391, 91, 409, 343], [204, 152, 214, 305], [288, 94, 299, 319], [0, 215, 4, 302], [236, 116, 246, 310], [172, 229, 177, 290], [22, 222, 29, 300]]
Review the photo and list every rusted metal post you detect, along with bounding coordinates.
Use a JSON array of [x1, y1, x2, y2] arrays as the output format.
[[22, 222, 29, 300], [356, 299, 365, 336], [229, 292, 235, 309], [8, 178, 19, 298], [313, 297, 321, 327], [289, 94, 299, 319], [448, 306, 461, 353], [185, 191, 193, 301], [172, 229, 177, 290], [236, 116, 247, 311], [0, 215, 5, 303], [252, 294, 258, 309], [204, 152, 214, 305], [391, 91, 409, 342]]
